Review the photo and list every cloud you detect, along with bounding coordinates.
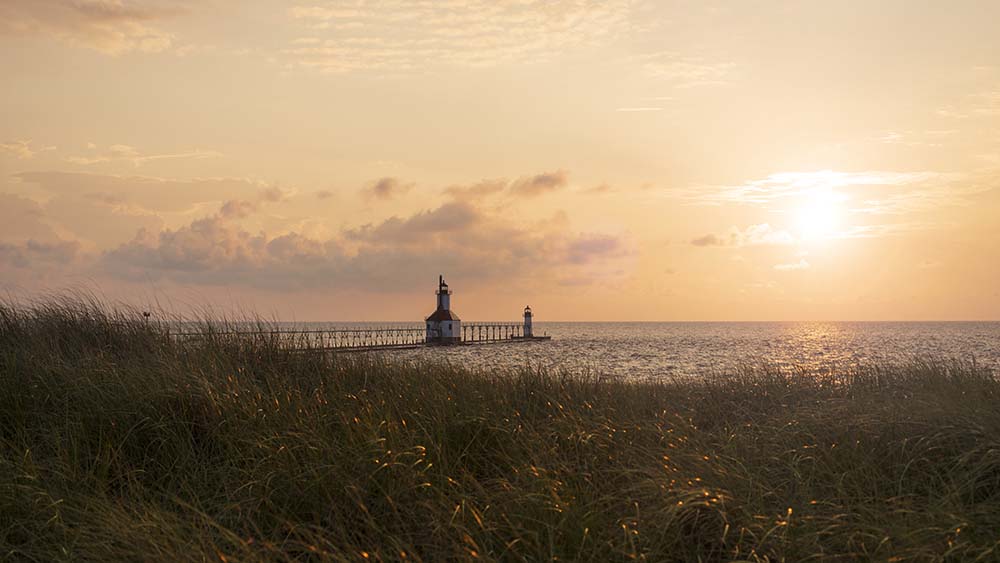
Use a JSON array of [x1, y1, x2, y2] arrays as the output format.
[[443, 179, 507, 199], [876, 129, 954, 147], [615, 107, 663, 112], [362, 177, 413, 200], [584, 183, 614, 195], [259, 186, 290, 202], [509, 170, 569, 197], [691, 171, 935, 206], [686, 170, 995, 215], [566, 235, 623, 264], [11, 171, 285, 248], [103, 199, 627, 292], [774, 259, 810, 271], [14, 171, 274, 216], [633, 52, 736, 87], [283, 0, 633, 73], [315, 190, 334, 199], [0, 140, 56, 160], [218, 200, 256, 220], [101, 199, 330, 283], [691, 224, 795, 247], [444, 170, 569, 200], [851, 176, 996, 215], [66, 144, 221, 166], [0, 193, 60, 242], [345, 201, 480, 244], [937, 87, 1000, 119], [0, 0, 177, 55], [212, 187, 290, 220], [7, 168, 624, 292], [679, 169, 996, 237], [736, 223, 796, 246], [0, 239, 80, 269], [691, 234, 723, 247]]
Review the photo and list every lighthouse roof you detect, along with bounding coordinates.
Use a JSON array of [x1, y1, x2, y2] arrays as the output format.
[[426, 309, 461, 322]]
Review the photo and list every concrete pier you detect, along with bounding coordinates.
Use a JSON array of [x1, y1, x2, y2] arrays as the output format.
[[172, 276, 550, 352], [170, 324, 549, 353]]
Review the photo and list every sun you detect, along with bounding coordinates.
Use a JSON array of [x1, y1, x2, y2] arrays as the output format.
[[795, 190, 843, 241]]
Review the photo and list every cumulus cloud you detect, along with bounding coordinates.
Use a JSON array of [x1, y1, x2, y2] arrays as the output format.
[[362, 177, 413, 201], [0, 0, 178, 55], [218, 199, 256, 220], [0, 239, 80, 268], [11, 171, 286, 249], [210, 187, 290, 220], [691, 224, 795, 247], [346, 201, 479, 244], [103, 199, 626, 292], [7, 169, 624, 292], [0, 193, 59, 242]]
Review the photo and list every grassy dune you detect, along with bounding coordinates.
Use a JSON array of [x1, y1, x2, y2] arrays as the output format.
[[2, 298, 999, 561]]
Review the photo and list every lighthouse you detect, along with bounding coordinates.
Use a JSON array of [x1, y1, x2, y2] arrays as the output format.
[[523, 305, 533, 337], [425, 275, 462, 344]]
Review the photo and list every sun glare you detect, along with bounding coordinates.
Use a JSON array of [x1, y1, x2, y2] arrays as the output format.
[[795, 190, 843, 241]]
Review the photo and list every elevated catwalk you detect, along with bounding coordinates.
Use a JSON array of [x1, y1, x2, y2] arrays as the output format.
[[171, 276, 550, 352], [170, 324, 550, 352]]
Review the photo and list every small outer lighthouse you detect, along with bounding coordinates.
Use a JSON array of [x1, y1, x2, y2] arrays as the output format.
[[523, 305, 533, 337], [426, 275, 462, 344]]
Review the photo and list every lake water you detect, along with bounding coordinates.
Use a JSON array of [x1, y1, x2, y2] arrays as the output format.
[[297, 322, 1000, 379]]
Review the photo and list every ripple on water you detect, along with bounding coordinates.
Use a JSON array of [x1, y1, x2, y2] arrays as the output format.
[[291, 321, 1000, 379]]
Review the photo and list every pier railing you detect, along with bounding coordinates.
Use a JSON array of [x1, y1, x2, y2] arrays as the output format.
[[170, 327, 426, 351], [169, 322, 543, 352], [462, 323, 524, 343]]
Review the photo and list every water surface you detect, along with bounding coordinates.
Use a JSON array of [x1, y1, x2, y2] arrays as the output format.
[[295, 321, 1000, 379]]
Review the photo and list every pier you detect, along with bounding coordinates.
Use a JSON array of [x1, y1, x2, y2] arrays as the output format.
[[171, 275, 551, 353], [462, 322, 525, 343], [171, 327, 426, 351], [171, 323, 548, 352]]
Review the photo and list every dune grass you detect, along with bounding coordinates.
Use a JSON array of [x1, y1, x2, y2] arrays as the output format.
[[2, 297, 999, 561]]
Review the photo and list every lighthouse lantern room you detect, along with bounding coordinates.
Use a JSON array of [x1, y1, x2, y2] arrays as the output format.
[[426, 275, 462, 344]]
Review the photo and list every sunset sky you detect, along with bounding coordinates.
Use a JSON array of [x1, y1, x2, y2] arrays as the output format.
[[2, 0, 999, 321]]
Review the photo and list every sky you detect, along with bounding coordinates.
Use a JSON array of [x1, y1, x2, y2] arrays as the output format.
[[1, 0, 999, 321]]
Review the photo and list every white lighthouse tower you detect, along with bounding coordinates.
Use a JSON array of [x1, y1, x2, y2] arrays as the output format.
[[523, 305, 533, 337], [426, 275, 462, 344]]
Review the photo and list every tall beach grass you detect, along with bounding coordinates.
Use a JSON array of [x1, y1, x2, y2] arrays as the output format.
[[1, 297, 999, 561]]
